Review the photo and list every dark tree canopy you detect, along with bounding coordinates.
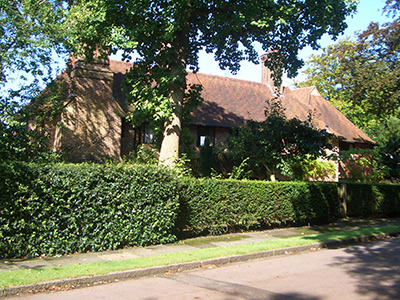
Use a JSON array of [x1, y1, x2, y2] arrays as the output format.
[[69, 0, 356, 75]]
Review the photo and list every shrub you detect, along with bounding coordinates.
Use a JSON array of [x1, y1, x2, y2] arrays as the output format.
[[291, 158, 337, 181], [346, 183, 400, 218], [3, 162, 398, 259], [176, 178, 340, 235], [0, 162, 179, 258]]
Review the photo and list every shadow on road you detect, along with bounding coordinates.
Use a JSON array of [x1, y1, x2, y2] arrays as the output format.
[[331, 237, 400, 299], [166, 273, 322, 300]]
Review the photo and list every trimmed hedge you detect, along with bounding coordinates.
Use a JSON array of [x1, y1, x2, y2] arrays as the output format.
[[2, 162, 399, 259], [176, 178, 340, 234], [346, 183, 400, 218], [0, 163, 179, 258]]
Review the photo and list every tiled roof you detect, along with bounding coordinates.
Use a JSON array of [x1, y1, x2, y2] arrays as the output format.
[[109, 60, 375, 145], [284, 87, 375, 144]]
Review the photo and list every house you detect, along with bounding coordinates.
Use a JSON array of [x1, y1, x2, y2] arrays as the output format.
[[31, 54, 375, 180]]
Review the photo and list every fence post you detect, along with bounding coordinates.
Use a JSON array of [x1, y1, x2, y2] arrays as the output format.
[[338, 183, 348, 217]]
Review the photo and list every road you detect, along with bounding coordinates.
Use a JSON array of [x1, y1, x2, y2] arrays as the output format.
[[7, 237, 400, 300]]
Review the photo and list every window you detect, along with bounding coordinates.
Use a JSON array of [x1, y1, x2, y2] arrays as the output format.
[[197, 126, 215, 147], [143, 122, 153, 144]]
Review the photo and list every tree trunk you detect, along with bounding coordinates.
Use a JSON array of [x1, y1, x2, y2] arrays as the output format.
[[262, 162, 277, 182], [157, 25, 189, 167], [270, 174, 276, 182], [158, 86, 183, 167]]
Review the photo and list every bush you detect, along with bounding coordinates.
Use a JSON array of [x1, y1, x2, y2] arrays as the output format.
[[346, 183, 400, 218], [176, 178, 340, 235], [0, 162, 179, 258], [3, 162, 398, 259]]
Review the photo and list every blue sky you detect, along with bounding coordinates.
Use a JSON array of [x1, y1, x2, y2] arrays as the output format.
[[195, 0, 393, 85]]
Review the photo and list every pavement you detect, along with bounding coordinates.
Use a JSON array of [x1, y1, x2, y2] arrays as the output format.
[[1, 218, 400, 297]]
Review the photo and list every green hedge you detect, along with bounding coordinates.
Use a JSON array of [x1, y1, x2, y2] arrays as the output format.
[[176, 178, 340, 234], [0, 163, 179, 258], [346, 183, 400, 218], [2, 162, 399, 259]]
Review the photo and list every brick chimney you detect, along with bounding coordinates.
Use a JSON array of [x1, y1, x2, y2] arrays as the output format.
[[261, 51, 283, 95], [70, 49, 113, 81], [57, 50, 120, 162]]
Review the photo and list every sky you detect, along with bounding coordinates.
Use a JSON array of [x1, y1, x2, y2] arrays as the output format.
[[194, 0, 393, 86]]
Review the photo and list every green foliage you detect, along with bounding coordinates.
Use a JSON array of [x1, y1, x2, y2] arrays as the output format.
[[0, 162, 179, 258], [176, 178, 340, 235], [346, 183, 400, 218], [228, 100, 333, 180], [0, 1, 72, 164], [0, 101, 60, 163], [2, 161, 399, 259], [291, 157, 337, 181], [172, 153, 193, 178], [123, 144, 159, 165], [298, 38, 400, 132], [228, 157, 252, 180], [123, 144, 193, 178], [371, 118, 400, 182], [0, 0, 70, 103]]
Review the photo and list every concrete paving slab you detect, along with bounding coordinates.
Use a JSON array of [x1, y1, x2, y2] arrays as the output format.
[[97, 251, 140, 261], [1, 258, 55, 271], [121, 247, 159, 257], [42, 252, 103, 267], [145, 244, 199, 254], [0, 262, 20, 272]]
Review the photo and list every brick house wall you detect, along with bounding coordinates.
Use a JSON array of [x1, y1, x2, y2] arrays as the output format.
[[53, 60, 125, 162]]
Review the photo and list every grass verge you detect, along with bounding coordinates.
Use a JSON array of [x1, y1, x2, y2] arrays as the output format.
[[1, 225, 399, 289]]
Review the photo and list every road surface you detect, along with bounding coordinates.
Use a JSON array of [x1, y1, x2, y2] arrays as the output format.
[[7, 237, 400, 300]]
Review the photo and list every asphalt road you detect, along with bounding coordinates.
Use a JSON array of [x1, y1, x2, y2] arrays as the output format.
[[7, 237, 400, 300]]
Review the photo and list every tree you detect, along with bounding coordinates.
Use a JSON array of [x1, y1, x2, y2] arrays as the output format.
[[298, 38, 399, 132], [0, 0, 69, 162], [298, 0, 400, 133], [67, 0, 357, 166], [0, 0, 69, 95], [0, 92, 61, 162], [228, 100, 333, 181], [298, 0, 400, 181], [372, 118, 400, 182]]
